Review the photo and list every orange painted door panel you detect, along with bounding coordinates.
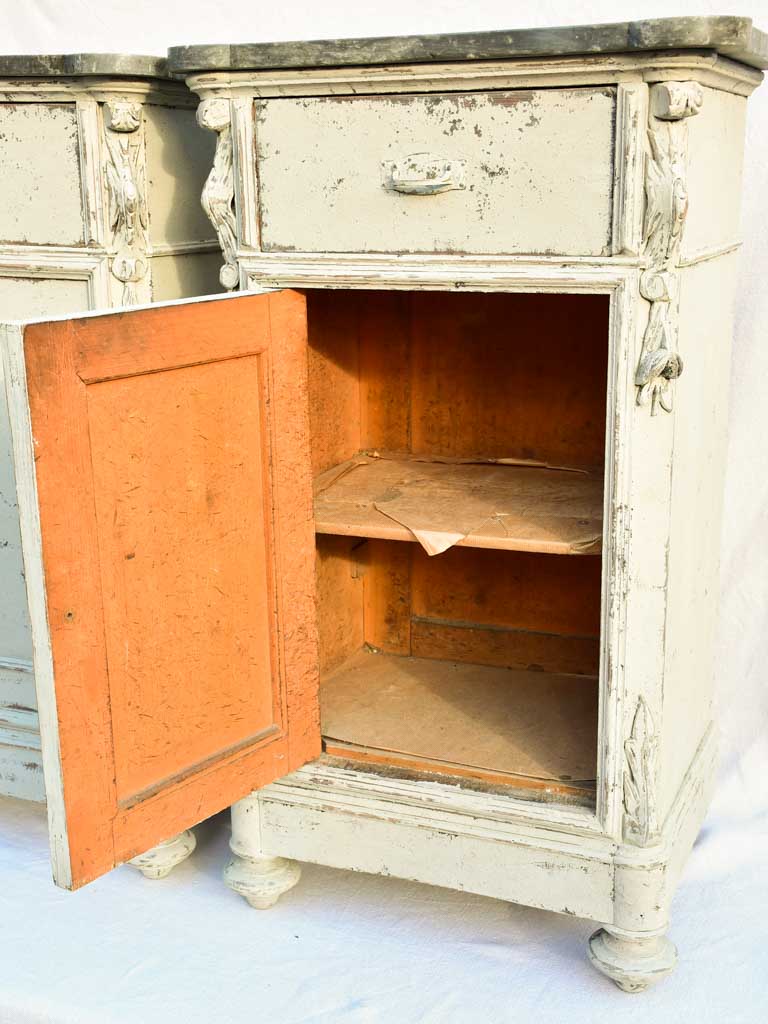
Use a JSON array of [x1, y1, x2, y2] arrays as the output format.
[[14, 291, 320, 889]]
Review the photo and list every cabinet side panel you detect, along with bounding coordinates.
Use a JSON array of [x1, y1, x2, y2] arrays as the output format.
[[0, 104, 84, 246], [682, 90, 747, 259], [658, 254, 738, 819], [143, 103, 218, 247], [149, 252, 223, 301]]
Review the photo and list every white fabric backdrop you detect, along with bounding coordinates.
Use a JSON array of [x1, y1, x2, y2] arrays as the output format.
[[0, 1, 766, 1021]]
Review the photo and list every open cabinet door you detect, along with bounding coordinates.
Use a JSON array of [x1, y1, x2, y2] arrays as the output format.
[[1, 291, 320, 889]]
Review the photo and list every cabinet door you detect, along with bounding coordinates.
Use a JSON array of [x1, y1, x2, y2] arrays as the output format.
[[2, 291, 320, 889]]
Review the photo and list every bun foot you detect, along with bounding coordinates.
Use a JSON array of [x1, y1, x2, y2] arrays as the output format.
[[588, 927, 677, 993], [129, 830, 197, 879], [224, 851, 301, 909]]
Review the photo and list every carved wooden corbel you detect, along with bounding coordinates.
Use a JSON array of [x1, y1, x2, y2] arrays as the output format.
[[635, 82, 702, 415], [103, 100, 148, 305], [197, 98, 239, 291], [623, 696, 659, 846]]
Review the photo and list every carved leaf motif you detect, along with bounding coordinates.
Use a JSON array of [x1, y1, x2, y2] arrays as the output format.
[[643, 130, 673, 266], [623, 697, 659, 846], [103, 102, 148, 305], [197, 99, 239, 291], [635, 83, 700, 416]]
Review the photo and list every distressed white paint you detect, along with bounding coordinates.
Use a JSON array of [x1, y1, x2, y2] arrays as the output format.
[[128, 830, 197, 879], [683, 88, 748, 258], [612, 82, 649, 256], [0, 37, 740, 983], [184, 49, 760, 101], [657, 254, 739, 820], [253, 87, 616, 256], [0, 274, 91, 800], [0, 658, 42, 801], [180, 43, 763, 989], [588, 929, 677, 993], [0, 104, 84, 246], [196, 98, 239, 289], [0, 321, 70, 885], [224, 796, 302, 909]]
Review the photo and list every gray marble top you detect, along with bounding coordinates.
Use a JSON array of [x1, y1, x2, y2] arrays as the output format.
[[0, 53, 169, 79], [167, 16, 768, 74]]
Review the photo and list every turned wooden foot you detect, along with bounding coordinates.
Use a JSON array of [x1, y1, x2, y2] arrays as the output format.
[[588, 927, 677, 993], [224, 850, 301, 909], [224, 792, 301, 908], [128, 830, 197, 879]]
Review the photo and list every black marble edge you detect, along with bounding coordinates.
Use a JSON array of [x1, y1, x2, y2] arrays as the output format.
[[167, 16, 768, 75], [0, 53, 171, 80]]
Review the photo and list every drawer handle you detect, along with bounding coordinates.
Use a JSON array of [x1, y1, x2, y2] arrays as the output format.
[[381, 152, 465, 195]]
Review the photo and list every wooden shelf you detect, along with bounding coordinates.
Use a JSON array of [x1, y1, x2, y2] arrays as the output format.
[[314, 456, 603, 556], [321, 650, 598, 796]]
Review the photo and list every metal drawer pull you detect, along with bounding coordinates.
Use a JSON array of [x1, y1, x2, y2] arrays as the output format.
[[381, 152, 465, 195]]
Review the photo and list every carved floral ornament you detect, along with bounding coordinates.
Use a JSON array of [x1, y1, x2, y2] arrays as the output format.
[[103, 100, 148, 305], [635, 82, 703, 415], [197, 98, 239, 291]]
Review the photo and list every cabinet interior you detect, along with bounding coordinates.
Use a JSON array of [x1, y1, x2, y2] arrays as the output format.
[[307, 288, 609, 803]]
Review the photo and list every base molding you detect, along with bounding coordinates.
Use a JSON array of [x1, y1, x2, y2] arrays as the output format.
[[0, 661, 45, 801], [254, 722, 717, 926]]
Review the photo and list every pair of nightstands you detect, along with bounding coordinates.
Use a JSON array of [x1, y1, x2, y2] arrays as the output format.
[[1, 16, 765, 992]]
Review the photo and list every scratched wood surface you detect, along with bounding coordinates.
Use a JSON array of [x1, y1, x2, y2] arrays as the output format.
[[18, 291, 320, 887], [321, 649, 598, 792], [314, 456, 603, 555]]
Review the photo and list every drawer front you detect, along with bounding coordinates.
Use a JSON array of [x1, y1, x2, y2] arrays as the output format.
[[254, 88, 616, 256], [0, 103, 85, 246]]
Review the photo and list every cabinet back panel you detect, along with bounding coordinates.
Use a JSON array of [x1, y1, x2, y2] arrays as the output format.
[[307, 290, 609, 468], [411, 546, 601, 635], [316, 538, 600, 679]]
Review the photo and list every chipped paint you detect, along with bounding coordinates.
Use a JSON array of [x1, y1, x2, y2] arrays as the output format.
[[254, 88, 616, 256]]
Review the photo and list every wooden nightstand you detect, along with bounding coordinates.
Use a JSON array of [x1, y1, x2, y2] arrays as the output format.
[[4, 17, 765, 992]]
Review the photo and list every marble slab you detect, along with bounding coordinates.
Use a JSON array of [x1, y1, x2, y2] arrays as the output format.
[[167, 16, 768, 75], [0, 53, 168, 79]]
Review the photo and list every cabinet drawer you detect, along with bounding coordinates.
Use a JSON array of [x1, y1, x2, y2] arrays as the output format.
[[254, 88, 616, 256], [0, 103, 84, 246]]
